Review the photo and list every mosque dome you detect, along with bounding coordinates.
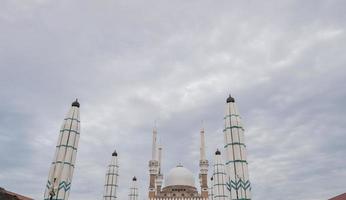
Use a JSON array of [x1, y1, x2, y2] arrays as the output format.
[[165, 164, 195, 187]]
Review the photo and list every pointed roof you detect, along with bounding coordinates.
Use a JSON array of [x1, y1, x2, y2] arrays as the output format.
[[132, 176, 137, 181], [226, 94, 235, 103], [112, 150, 118, 157], [215, 149, 221, 155], [72, 99, 80, 107]]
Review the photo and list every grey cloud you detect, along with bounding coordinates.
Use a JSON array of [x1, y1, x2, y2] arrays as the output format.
[[1, 0, 346, 199]]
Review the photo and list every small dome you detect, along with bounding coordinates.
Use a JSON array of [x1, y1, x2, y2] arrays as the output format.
[[226, 94, 235, 103], [165, 164, 195, 187], [112, 150, 117, 157], [132, 176, 137, 181], [215, 149, 221, 155], [72, 99, 80, 107]]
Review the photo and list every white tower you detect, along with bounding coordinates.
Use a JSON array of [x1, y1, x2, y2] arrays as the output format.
[[223, 95, 251, 199], [44, 99, 81, 200], [103, 150, 119, 200], [209, 176, 214, 200], [199, 127, 209, 198], [212, 149, 228, 200], [129, 177, 139, 200]]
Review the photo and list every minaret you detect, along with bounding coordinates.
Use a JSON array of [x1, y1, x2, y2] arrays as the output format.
[[212, 149, 228, 200], [103, 150, 119, 200], [129, 177, 138, 200], [223, 95, 251, 199], [148, 127, 159, 198], [155, 145, 163, 194], [209, 177, 214, 200], [199, 126, 209, 198], [44, 99, 81, 200]]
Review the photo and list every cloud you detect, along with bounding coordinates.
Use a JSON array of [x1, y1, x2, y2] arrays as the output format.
[[0, 0, 345, 199]]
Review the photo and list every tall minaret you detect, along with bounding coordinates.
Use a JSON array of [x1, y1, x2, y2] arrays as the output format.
[[44, 99, 80, 200], [148, 127, 159, 198], [199, 126, 209, 198], [212, 149, 228, 200], [223, 95, 251, 199], [155, 145, 163, 194], [129, 177, 138, 200], [103, 150, 119, 200]]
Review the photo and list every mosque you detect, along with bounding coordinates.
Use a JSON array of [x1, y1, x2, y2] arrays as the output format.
[[43, 95, 252, 200]]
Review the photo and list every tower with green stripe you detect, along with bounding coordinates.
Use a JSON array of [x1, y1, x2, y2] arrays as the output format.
[[223, 95, 251, 200], [44, 99, 81, 200]]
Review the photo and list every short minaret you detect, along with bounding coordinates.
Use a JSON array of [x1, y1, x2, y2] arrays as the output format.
[[129, 177, 138, 200], [155, 145, 163, 194], [223, 95, 251, 199], [44, 99, 81, 200], [212, 149, 228, 200], [103, 150, 119, 200], [209, 177, 214, 200], [148, 127, 159, 198], [199, 126, 209, 198]]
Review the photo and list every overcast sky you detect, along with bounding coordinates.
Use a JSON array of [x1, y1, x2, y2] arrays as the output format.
[[1, 0, 346, 200]]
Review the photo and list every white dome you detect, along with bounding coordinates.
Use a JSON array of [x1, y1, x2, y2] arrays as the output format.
[[165, 164, 195, 187]]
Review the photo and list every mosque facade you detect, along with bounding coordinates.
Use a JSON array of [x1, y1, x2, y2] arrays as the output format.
[[43, 95, 252, 200]]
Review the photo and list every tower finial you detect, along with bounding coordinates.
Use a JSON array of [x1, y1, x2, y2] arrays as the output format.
[[201, 120, 205, 132], [72, 98, 80, 107], [215, 149, 221, 155], [112, 149, 118, 157], [226, 94, 235, 103]]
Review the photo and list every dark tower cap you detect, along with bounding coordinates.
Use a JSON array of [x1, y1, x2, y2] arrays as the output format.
[[72, 99, 80, 107], [112, 150, 118, 157], [215, 149, 221, 155], [210, 177, 213, 181], [226, 94, 235, 103], [132, 176, 137, 181]]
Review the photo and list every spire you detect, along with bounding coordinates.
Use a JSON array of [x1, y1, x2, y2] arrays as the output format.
[[129, 177, 138, 200], [44, 100, 81, 200], [151, 126, 157, 161], [200, 124, 206, 161], [103, 149, 119, 200], [212, 149, 228, 200], [223, 94, 252, 199]]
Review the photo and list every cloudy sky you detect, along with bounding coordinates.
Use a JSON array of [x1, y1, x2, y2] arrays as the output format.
[[1, 0, 346, 199]]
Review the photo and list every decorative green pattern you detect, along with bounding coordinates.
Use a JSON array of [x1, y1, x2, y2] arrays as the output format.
[[64, 117, 80, 122], [226, 160, 248, 165], [223, 126, 245, 132], [226, 179, 251, 191], [58, 181, 71, 191], [52, 161, 75, 168], [224, 114, 240, 119], [56, 144, 77, 150], [224, 142, 246, 148], [60, 129, 80, 135]]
